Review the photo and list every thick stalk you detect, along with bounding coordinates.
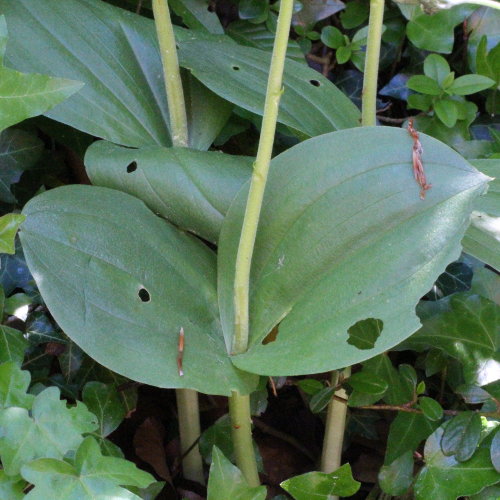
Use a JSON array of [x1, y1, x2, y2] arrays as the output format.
[[152, 0, 203, 484], [229, 0, 294, 487], [361, 0, 385, 126], [152, 0, 189, 147], [320, 368, 351, 479]]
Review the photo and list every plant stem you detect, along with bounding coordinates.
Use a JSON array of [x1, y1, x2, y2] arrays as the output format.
[[176, 389, 205, 484], [152, 0, 189, 147], [152, 0, 203, 484], [321, 368, 350, 481], [229, 0, 294, 487], [361, 0, 385, 126]]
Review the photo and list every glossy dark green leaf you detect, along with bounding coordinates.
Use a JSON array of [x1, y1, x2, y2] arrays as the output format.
[[419, 397, 443, 421], [0, 326, 28, 365], [378, 451, 413, 496], [281, 463, 360, 499], [348, 371, 388, 395], [0, 0, 230, 150], [309, 386, 335, 413], [440, 412, 482, 462], [414, 424, 500, 500], [0, 16, 82, 133], [227, 20, 304, 63], [199, 415, 235, 465], [239, 0, 270, 23], [429, 261, 473, 300], [82, 382, 126, 438], [406, 6, 476, 54], [385, 412, 439, 465], [170, 0, 224, 34], [207, 447, 267, 500], [321, 26, 344, 49], [490, 428, 500, 472], [0, 362, 33, 410], [340, 1, 369, 29], [297, 378, 324, 395], [20, 185, 257, 396], [219, 127, 489, 376], [0, 128, 43, 203], [0, 387, 98, 475], [178, 40, 360, 138], [20, 437, 155, 499], [85, 141, 252, 244]]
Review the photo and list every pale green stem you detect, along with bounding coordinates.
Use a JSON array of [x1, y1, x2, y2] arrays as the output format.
[[152, 0, 203, 485], [361, 0, 385, 126], [321, 368, 351, 483], [176, 389, 205, 485], [152, 0, 189, 147], [229, 0, 294, 487]]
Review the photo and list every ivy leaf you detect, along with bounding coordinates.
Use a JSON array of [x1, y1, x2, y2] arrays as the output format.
[[385, 412, 439, 465], [348, 371, 388, 395], [490, 428, 500, 473], [414, 424, 500, 500], [21, 436, 155, 499], [280, 463, 360, 499], [0, 15, 82, 133], [440, 412, 482, 462], [0, 362, 33, 410], [207, 446, 267, 500], [0, 386, 98, 475], [378, 451, 413, 496], [0, 214, 25, 255], [82, 382, 126, 438], [0, 326, 28, 364]]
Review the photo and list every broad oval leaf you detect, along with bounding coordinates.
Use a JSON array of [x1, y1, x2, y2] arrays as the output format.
[[85, 141, 252, 243], [0, 0, 231, 150], [178, 40, 360, 138], [20, 185, 256, 396], [440, 411, 482, 462], [218, 127, 489, 376]]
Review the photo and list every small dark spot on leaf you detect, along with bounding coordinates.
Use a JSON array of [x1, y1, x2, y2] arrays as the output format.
[[262, 325, 279, 345], [357, 291, 362, 295], [309, 79, 320, 87], [232, 65, 240, 71], [127, 161, 137, 173], [138, 287, 151, 302], [347, 318, 383, 350]]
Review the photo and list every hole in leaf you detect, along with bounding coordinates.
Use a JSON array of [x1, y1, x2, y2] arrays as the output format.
[[309, 79, 320, 87], [262, 325, 279, 345], [138, 287, 151, 302], [347, 318, 383, 350], [232, 65, 240, 71], [126, 161, 137, 173]]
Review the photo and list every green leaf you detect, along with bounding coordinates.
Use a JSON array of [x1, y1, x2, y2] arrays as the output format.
[[20, 185, 256, 396], [434, 98, 458, 128], [82, 382, 126, 438], [0, 362, 33, 410], [385, 412, 439, 465], [440, 412, 482, 462], [448, 74, 496, 95], [0, 386, 98, 475], [0, 326, 27, 365], [340, 1, 369, 29], [378, 451, 413, 496], [470, 266, 500, 306], [405, 293, 500, 384], [414, 424, 500, 500], [419, 397, 443, 421], [280, 463, 361, 499], [348, 371, 388, 395], [239, 0, 270, 24], [424, 54, 451, 86], [407, 93, 433, 112], [297, 378, 324, 395], [469, 159, 500, 217], [199, 415, 234, 464], [0, 471, 25, 500], [441, 71, 455, 90], [463, 217, 500, 272], [207, 447, 267, 500], [0, 16, 82, 133], [407, 75, 442, 95], [309, 386, 335, 413], [169, 0, 224, 34], [0, 0, 230, 150], [21, 436, 154, 499], [0, 128, 43, 203], [85, 141, 252, 244], [0, 214, 25, 255], [406, 6, 476, 54], [218, 127, 489, 376], [178, 40, 360, 137], [336, 45, 353, 65], [321, 26, 344, 49], [470, 485, 500, 500], [490, 428, 500, 472]]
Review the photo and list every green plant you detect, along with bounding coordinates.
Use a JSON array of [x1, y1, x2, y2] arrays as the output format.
[[0, 0, 499, 498]]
